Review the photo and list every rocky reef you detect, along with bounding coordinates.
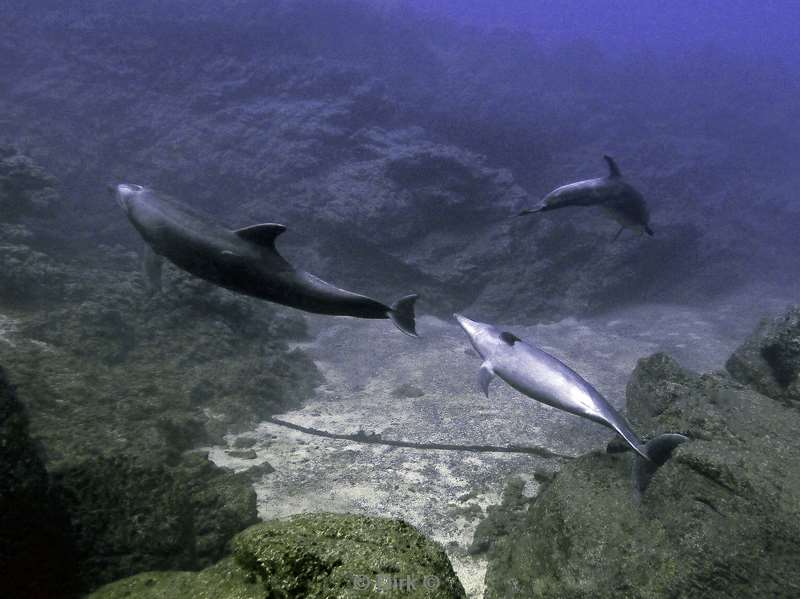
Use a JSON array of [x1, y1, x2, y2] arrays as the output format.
[[481, 314, 800, 598], [89, 513, 466, 599], [0, 154, 324, 594]]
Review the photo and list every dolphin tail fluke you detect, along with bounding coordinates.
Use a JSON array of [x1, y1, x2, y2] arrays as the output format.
[[633, 433, 689, 495], [389, 294, 419, 337]]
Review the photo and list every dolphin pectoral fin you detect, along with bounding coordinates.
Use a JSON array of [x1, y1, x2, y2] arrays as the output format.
[[612, 226, 624, 241], [233, 223, 287, 250], [478, 362, 495, 397], [633, 433, 689, 496], [143, 245, 163, 294], [517, 205, 547, 217], [388, 294, 419, 337]]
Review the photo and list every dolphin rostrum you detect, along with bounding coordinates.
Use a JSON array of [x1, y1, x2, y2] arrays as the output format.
[[454, 314, 687, 493], [114, 184, 418, 336], [519, 155, 653, 240]]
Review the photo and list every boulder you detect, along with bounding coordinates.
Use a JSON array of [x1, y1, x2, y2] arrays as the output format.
[[483, 349, 800, 598], [88, 514, 467, 599], [234, 513, 467, 598], [726, 306, 800, 407], [0, 366, 79, 599]]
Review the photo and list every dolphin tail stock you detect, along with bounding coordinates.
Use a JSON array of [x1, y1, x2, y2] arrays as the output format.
[[632, 433, 689, 496], [388, 293, 419, 337]]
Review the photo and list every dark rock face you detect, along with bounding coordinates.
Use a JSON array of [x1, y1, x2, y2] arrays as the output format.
[[0, 146, 58, 221], [483, 344, 800, 598], [0, 366, 79, 599], [726, 306, 800, 407], [52, 452, 258, 590]]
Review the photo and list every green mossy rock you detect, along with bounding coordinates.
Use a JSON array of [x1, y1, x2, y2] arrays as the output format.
[[87, 557, 262, 599], [483, 350, 800, 599], [233, 513, 466, 598]]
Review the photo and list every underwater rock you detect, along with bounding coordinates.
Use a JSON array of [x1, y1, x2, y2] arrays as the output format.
[[0, 365, 79, 599], [85, 557, 263, 599], [0, 241, 68, 306], [0, 146, 58, 221], [726, 305, 800, 407], [482, 346, 800, 598], [233, 513, 467, 598], [2, 265, 320, 464], [468, 477, 531, 556], [52, 451, 257, 591], [88, 513, 467, 599]]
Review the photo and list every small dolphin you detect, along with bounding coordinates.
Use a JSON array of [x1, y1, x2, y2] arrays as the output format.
[[519, 155, 653, 240], [454, 314, 687, 493], [114, 184, 418, 336]]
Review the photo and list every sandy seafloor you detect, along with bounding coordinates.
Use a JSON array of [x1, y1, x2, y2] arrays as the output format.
[[208, 284, 793, 597]]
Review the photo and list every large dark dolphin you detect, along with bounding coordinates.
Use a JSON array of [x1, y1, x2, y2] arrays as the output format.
[[114, 184, 418, 336], [519, 155, 653, 240], [454, 314, 687, 493]]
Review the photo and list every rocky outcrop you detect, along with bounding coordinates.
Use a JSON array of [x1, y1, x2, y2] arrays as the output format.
[[1, 201, 321, 592], [0, 146, 58, 221], [89, 513, 467, 599], [0, 366, 79, 599], [482, 321, 800, 598], [52, 451, 258, 590], [726, 305, 800, 407]]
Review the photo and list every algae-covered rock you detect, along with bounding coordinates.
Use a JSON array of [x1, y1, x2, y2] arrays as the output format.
[[726, 305, 800, 407], [483, 348, 800, 598], [86, 557, 262, 599], [0, 366, 79, 599], [51, 451, 258, 590], [233, 513, 466, 598], [0, 146, 58, 221]]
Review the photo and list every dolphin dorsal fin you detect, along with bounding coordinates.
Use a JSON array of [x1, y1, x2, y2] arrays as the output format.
[[603, 155, 622, 178], [233, 223, 287, 249], [500, 331, 520, 346]]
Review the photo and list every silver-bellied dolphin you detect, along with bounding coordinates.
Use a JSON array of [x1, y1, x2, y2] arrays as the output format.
[[454, 314, 687, 493], [518, 155, 653, 240], [114, 183, 418, 336]]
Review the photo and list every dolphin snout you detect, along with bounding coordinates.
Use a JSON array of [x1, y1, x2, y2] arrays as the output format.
[[114, 183, 144, 210], [453, 313, 482, 337]]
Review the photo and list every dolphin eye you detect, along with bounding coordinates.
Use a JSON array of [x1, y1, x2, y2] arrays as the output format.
[[500, 331, 520, 346]]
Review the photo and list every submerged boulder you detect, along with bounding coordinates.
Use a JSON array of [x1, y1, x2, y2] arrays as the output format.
[[726, 305, 800, 407], [0, 366, 79, 599], [52, 451, 258, 591], [233, 513, 466, 598], [483, 343, 800, 598], [86, 557, 262, 599], [88, 513, 467, 599]]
